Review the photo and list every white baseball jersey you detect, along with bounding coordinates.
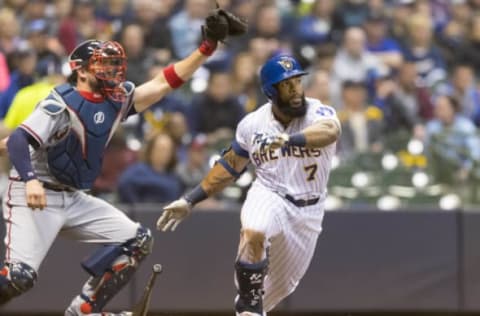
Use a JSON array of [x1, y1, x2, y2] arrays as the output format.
[[234, 97, 340, 312], [235, 97, 340, 200]]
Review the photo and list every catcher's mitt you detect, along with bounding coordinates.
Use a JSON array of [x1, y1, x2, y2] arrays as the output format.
[[217, 9, 248, 36], [203, 8, 248, 42], [203, 11, 229, 42]]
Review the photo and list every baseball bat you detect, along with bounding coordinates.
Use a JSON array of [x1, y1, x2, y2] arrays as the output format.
[[132, 264, 163, 316]]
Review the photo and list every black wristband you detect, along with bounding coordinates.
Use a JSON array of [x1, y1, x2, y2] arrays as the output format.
[[184, 185, 208, 206], [288, 133, 307, 147]]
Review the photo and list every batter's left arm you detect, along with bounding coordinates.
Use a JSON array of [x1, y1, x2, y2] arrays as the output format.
[[157, 149, 250, 232]]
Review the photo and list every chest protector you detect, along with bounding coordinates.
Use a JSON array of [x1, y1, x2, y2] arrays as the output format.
[[47, 84, 128, 189]]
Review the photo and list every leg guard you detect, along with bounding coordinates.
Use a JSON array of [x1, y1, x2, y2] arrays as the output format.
[[0, 261, 37, 305], [66, 226, 153, 315], [234, 258, 268, 315]]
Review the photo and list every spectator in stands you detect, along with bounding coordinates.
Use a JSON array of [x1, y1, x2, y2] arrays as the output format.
[[304, 67, 332, 105], [96, 0, 135, 40], [117, 132, 184, 204], [162, 111, 191, 163], [247, 36, 282, 73], [330, 27, 385, 107], [26, 19, 64, 73], [232, 3, 285, 54], [333, 0, 369, 30], [252, 3, 283, 39], [337, 80, 384, 158], [363, 12, 403, 71], [436, 0, 471, 68], [19, 0, 49, 38], [230, 52, 263, 113], [176, 134, 210, 191], [0, 7, 22, 64], [449, 64, 480, 126], [1, 56, 66, 133], [0, 52, 10, 95], [401, 13, 447, 91], [292, 0, 337, 66], [392, 61, 434, 123], [169, 0, 210, 59], [457, 13, 480, 74], [368, 0, 388, 17], [0, 45, 36, 119], [311, 43, 337, 71], [92, 126, 138, 201], [372, 68, 424, 134], [188, 70, 245, 148], [295, 0, 337, 46], [424, 95, 480, 182], [133, 0, 174, 62], [120, 23, 153, 85], [230, 0, 255, 21], [52, 0, 74, 22], [390, 0, 416, 47], [58, 0, 107, 54]]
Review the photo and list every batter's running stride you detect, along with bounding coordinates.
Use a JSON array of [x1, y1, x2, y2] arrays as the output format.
[[0, 7, 246, 315], [157, 54, 341, 316]]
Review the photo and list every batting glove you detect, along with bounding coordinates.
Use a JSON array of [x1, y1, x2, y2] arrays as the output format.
[[156, 198, 192, 232], [259, 133, 290, 152]]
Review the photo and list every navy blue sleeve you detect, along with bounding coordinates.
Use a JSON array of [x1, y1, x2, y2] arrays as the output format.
[[7, 128, 39, 181], [231, 139, 249, 158]]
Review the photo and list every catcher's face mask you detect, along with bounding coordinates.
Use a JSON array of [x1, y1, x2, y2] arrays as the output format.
[[88, 41, 127, 102]]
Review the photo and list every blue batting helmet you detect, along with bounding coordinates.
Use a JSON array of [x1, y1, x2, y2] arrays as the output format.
[[260, 55, 308, 100]]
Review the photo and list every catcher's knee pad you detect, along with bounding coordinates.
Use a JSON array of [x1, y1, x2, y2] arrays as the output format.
[[0, 261, 37, 305], [74, 226, 153, 313]]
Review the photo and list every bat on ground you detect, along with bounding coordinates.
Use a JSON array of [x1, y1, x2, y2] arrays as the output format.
[[132, 264, 163, 316]]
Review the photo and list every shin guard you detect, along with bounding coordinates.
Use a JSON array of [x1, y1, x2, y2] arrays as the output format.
[[234, 259, 268, 315], [67, 226, 153, 314]]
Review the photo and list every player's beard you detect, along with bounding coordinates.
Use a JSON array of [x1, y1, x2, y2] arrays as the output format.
[[87, 76, 103, 95], [276, 93, 307, 117]]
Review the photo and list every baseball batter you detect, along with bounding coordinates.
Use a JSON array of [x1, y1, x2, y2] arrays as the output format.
[[157, 54, 341, 316], [0, 8, 246, 315]]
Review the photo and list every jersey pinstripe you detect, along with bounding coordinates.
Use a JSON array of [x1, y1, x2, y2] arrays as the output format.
[[235, 97, 339, 313], [236, 97, 340, 200]]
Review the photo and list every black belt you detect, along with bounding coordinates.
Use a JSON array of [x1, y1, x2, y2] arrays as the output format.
[[285, 194, 320, 207], [42, 182, 76, 192]]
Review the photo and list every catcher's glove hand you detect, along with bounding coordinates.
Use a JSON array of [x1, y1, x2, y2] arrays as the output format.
[[216, 9, 248, 36], [203, 6, 248, 42], [156, 198, 192, 232], [203, 10, 229, 42]]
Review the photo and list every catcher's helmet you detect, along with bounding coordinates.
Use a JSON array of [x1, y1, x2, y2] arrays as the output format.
[[68, 39, 127, 102], [68, 40, 103, 71], [260, 54, 308, 100]]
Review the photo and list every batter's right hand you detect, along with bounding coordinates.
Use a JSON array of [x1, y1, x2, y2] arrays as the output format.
[[156, 198, 192, 232], [25, 179, 46, 210]]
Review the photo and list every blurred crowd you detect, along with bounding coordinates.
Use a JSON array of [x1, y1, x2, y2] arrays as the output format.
[[0, 0, 479, 208]]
